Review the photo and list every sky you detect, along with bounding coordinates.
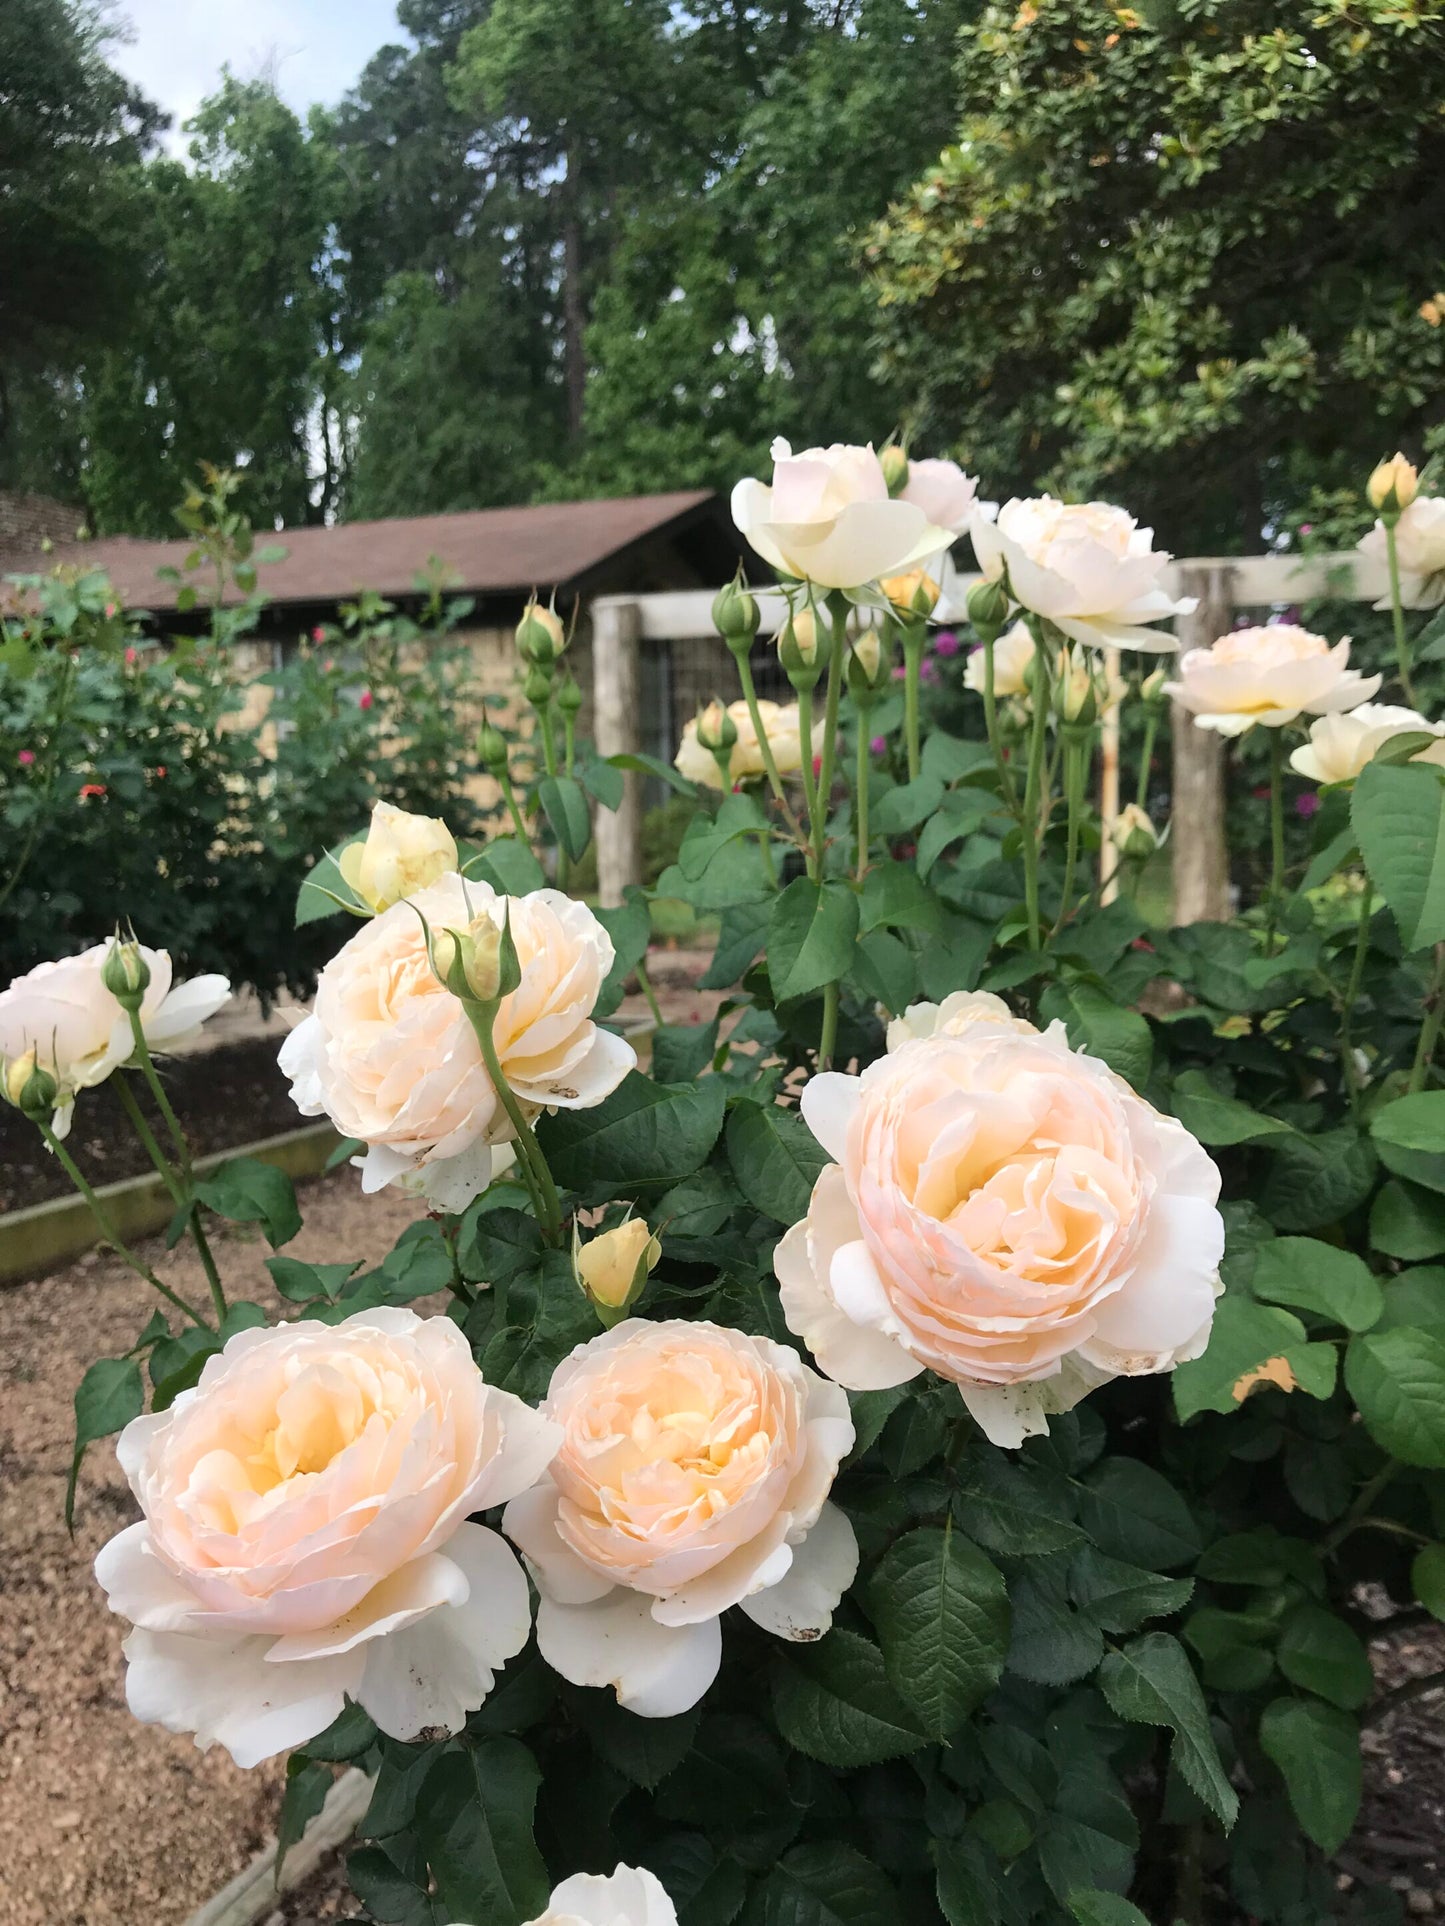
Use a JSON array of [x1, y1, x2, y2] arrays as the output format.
[[104, 0, 406, 144]]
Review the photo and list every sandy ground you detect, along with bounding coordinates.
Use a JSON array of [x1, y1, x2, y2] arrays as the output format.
[[0, 1172, 422, 1926]]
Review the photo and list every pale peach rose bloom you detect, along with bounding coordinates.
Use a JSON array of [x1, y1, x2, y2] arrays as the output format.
[[775, 1018, 1223, 1448], [899, 456, 979, 535], [0, 941, 229, 1139], [885, 990, 1037, 1054], [513, 1865, 678, 1926], [336, 800, 457, 913], [1290, 703, 1445, 784], [964, 620, 1035, 698], [970, 497, 1192, 652], [732, 439, 953, 589], [504, 1320, 857, 1717], [280, 874, 634, 1211], [94, 1309, 560, 1768], [674, 698, 823, 790], [1357, 495, 1445, 608], [1166, 624, 1382, 737]]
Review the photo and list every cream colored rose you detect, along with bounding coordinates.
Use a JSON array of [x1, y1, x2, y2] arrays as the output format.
[[886, 990, 1037, 1054], [515, 1866, 677, 1926], [1367, 453, 1419, 513], [94, 1308, 560, 1768], [1112, 802, 1160, 857], [964, 620, 1034, 698], [1290, 703, 1445, 784], [900, 457, 978, 535], [337, 801, 458, 913], [970, 496, 1192, 652], [732, 438, 952, 590], [774, 1019, 1224, 1448], [504, 1320, 857, 1717], [279, 874, 635, 1211], [1358, 495, 1445, 608], [574, 1216, 660, 1317], [0, 942, 230, 1140], [674, 698, 823, 790], [1166, 624, 1382, 737]]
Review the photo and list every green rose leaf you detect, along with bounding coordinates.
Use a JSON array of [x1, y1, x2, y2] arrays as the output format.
[[536, 775, 593, 861], [771, 1628, 926, 1767], [538, 1071, 727, 1193], [1258, 1696, 1361, 1854], [1077, 1459, 1201, 1570], [196, 1156, 301, 1249], [1351, 758, 1445, 953], [414, 1740, 550, 1926], [66, 1355, 144, 1528], [1068, 1896, 1151, 1926], [1411, 1544, 1445, 1621], [859, 859, 943, 934], [744, 1843, 902, 1926], [1370, 1092, 1445, 1194], [1275, 1605, 1374, 1710], [1344, 1326, 1445, 1465], [768, 877, 859, 1002], [467, 835, 547, 896], [1061, 982, 1152, 1088], [871, 771, 944, 835], [1169, 1070, 1296, 1147], [726, 1098, 829, 1225], [1249, 1236, 1384, 1332], [866, 1522, 1009, 1739], [1173, 1295, 1338, 1422], [1371, 1179, 1445, 1260], [1097, 1633, 1238, 1828]]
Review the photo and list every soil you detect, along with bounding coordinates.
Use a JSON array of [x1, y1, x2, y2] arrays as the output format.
[[0, 1172, 423, 1926]]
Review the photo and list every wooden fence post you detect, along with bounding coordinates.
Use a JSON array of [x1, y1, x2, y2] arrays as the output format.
[[592, 597, 643, 907], [1170, 564, 1235, 925]]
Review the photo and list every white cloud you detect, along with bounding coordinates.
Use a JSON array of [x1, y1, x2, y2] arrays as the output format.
[[105, 0, 405, 147]]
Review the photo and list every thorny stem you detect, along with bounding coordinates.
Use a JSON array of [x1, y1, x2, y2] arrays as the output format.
[[1136, 710, 1160, 812], [1053, 737, 1087, 938], [812, 594, 848, 874], [1324, 1460, 1399, 1554], [736, 648, 803, 839], [796, 680, 821, 877], [634, 959, 664, 1029], [464, 1007, 563, 1242], [127, 1012, 226, 1320]]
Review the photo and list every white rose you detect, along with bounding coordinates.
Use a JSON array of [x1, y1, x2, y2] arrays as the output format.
[[885, 989, 1036, 1053], [964, 620, 1035, 698], [970, 497, 1192, 652], [280, 874, 635, 1210], [1166, 624, 1382, 737], [732, 439, 953, 590], [1290, 703, 1445, 784], [94, 1309, 560, 1768], [1358, 496, 1445, 609], [0, 943, 230, 1139], [899, 457, 979, 535], [674, 698, 823, 790], [514, 1865, 678, 1926], [775, 1019, 1224, 1448], [504, 1319, 857, 1717], [336, 801, 458, 913]]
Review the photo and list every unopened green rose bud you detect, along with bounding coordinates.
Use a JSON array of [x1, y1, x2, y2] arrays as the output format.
[[524, 662, 554, 706], [1140, 666, 1169, 705], [880, 443, 909, 497], [882, 569, 940, 620], [695, 699, 739, 753], [556, 673, 584, 718], [4, 1048, 59, 1123], [573, 1215, 661, 1326], [966, 577, 1010, 635], [1057, 656, 1097, 727], [712, 575, 760, 652], [477, 714, 510, 773], [432, 919, 504, 1005], [101, 937, 151, 1011], [777, 608, 824, 688], [516, 598, 566, 664], [1112, 802, 1159, 861], [1367, 452, 1419, 517]]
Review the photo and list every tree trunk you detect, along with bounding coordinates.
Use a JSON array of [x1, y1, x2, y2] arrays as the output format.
[[563, 140, 586, 443], [1170, 565, 1235, 925], [592, 598, 642, 906]]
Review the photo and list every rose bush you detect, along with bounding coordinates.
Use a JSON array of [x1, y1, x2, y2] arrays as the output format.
[[12, 441, 1445, 1926]]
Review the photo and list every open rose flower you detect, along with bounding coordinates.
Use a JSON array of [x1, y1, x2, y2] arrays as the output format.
[[511, 1865, 677, 1926], [280, 875, 634, 1212], [964, 620, 1035, 699], [1166, 624, 1381, 737], [970, 497, 1192, 652], [504, 1320, 856, 1717], [94, 1309, 560, 1768], [674, 698, 823, 790], [337, 800, 458, 913], [0, 942, 230, 1140], [899, 457, 978, 535], [774, 1009, 1224, 1447], [1358, 495, 1445, 609], [732, 439, 953, 590], [1290, 703, 1445, 784]]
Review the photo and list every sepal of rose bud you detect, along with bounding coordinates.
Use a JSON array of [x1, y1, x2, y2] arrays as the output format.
[[517, 597, 566, 664], [776, 606, 822, 680], [695, 699, 739, 753], [966, 576, 1011, 635], [477, 712, 510, 774], [712, 573, 760, 652], [101, 935, 151, 1011], [573, 1216, 661, 1326], [880, 442, 909, 497], [524, 662, 554, 706], [1057, 655, 1097, 727], [557, 673, 584, 718], [1367, 452, 1419, 517], [1112, 802, 1159, 860], [881, 568, 940, 619], [1140, 666, 1169, 705], [4, 1049, 59, 1123]]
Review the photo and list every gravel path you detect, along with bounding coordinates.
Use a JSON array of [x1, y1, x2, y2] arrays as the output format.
[[0, 1171, 422, 1926]]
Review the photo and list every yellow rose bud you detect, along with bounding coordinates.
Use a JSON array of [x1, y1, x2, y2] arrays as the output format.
[[880, 444, 909, 496], [516, 598, 567, 662], [1112, 802, 1158, 859], [1140, 666, 1169, 704], [851, 625, 882, 682], [1058, 656, 1096, 725], [574, 1216, 661, 1322], [432, 917, 504, 1004], [3, 1047, 38, 1109], [1367, 453, 1419, 515], [696, 699, 738, 752], [337, 801, 458, 915], [881, 568, 941, 618]]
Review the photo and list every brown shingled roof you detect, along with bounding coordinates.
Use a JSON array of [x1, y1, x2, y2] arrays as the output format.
[[8, 491, 720, 612]]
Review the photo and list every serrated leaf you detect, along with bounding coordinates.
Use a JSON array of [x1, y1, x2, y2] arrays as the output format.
[[537, 774, 592, 860], [1352, 758, 1445, 952], [1068, 1547, 1193, 1635], [726, 1099, 829, 1224], [769, 877, 859, 1002], [742, 1843, 901, 1926], [1077, 1458, 1201, 1570], [195, 1156, 301, 1248], [867, 1522, 1009, 1737], [771, 1629, 925, 1767], [414, 1740, 549, 1926], [1250, 1236, 1384, 1332], [538, 1071, 727, 1193], [66, 1355, 143, 1527], [1098, 1633, 1237, 1828], [1345, 1326, 1445, 1465], [1173, 1295, 1338, 1421], [1276, 1605, 1374, 1710], [1068, 1895, 1151, 1926], [1258, 1696, 1361, 1853]]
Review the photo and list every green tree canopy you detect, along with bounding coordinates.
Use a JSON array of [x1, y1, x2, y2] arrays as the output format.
[[869, 0, 1445, 550]]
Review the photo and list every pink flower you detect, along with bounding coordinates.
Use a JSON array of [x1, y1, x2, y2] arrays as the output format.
[[919, 658, 937, 683], [105, 602, 117, 619], [1299, 523, 1314, 537], [78, 782, 106, 800], [124, 646, 138, 666], [323, 658, 334, 672], [312, 625, 327, 644], [359, 689, 374, 711], [17, 749, 36, 767], [1295, 790, 1321, 818], [775, 1002, 1224, 1446], [932, 630, 961, 658], [869, 735, 887, 756], [812, 753, 823, 779]]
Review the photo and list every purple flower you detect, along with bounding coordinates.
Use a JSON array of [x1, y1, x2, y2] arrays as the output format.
[[919, 659, 938, 684], [870, 735, 887, 756], [1295, 791, 1321, 819], [932, 630, 961, 658], [892, 665, 907, 681]]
